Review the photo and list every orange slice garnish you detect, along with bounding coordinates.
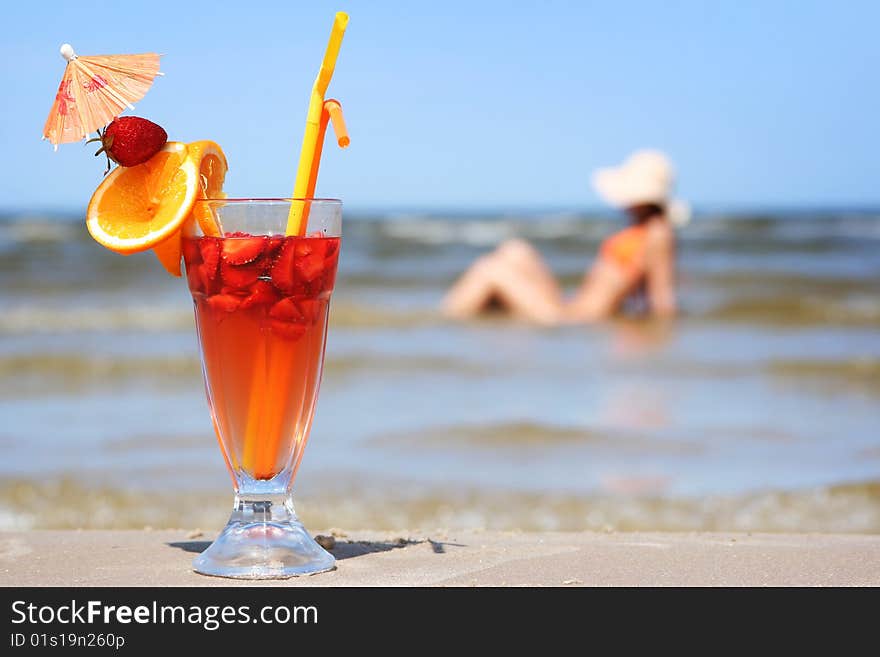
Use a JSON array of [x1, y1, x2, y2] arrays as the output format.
[[146, 141, 228, 276], [152, 231, 184, 276], [86, 142, 198, 255], [187, 140, 228, 237]]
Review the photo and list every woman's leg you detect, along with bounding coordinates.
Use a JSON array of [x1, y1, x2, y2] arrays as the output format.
[[564, 259, 640, 322], [441, 253, 504, 319], [494, 239, 561, 297], [442, 239, 564, 323]]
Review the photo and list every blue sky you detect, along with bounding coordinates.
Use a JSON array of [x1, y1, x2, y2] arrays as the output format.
[[2, 1, 878, 212]]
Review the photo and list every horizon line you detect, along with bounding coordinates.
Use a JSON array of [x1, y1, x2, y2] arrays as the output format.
[[2, 202, 880, 219]]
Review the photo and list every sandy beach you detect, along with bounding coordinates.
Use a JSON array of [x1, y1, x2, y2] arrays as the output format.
[[2, 529, 878, 587]]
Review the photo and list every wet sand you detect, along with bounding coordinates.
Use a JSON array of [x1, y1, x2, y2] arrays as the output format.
[[1, 530, 878, 586]]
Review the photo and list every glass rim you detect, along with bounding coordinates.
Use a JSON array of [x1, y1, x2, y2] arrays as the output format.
[[195, 197, 342, 205]]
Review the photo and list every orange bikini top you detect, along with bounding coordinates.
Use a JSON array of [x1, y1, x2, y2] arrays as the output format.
[[599, 224, 648, 275]]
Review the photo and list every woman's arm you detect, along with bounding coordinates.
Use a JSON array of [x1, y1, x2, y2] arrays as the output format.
[[645, 222, 677, 318]]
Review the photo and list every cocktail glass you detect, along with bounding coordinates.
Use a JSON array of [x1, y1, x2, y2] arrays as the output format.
[[183, 198, 341, 578]]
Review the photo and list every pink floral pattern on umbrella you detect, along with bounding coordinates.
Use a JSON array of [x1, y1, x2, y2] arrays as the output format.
[[55, 80, 76, 116], [83, 74, 108, 93]]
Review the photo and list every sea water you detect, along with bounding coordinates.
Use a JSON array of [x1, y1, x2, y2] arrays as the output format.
[[0, 209, 878, 532]]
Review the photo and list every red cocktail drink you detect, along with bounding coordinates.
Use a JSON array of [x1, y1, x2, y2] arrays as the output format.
[[184, 232, 339, 482]]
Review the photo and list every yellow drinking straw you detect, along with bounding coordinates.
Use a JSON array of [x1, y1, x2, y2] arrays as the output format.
[[286, 11, 349, 235], [241, 100, 349, 476], [241, 99, 349, 475]]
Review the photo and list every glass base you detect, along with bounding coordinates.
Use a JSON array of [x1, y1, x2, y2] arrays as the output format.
[[193, 494, 335, 579]]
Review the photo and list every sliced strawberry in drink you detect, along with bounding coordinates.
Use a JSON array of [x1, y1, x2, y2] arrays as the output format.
[[269, 297, 308, 339], [294, 239, 328, 282], [220, 261, 262, 290], [295, 238, 328, 258], [296, 255, 325, 282], [268, 297, 305, 323], [324, 237, 340, 258], [186, 260, 205, 293], [199, 263, 221, 294], [296, 298, 324, 324], [207, 293, 241, 313], [265, 235, 285, 257], [241, 280, 280, 309], [222, 236, 266, 265], [270, 319, 307, 340], [320, 241, 341, 293], [182, 237, 202, 266], [270, 241, 298, 295], [321, 261, 338, 293], [199, 238, 221, 279]]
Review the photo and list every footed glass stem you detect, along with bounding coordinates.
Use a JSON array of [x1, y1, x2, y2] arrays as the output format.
[[193, 494, 335, 579]]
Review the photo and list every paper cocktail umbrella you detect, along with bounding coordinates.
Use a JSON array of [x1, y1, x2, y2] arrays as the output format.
[[42, 44, 162, 148]]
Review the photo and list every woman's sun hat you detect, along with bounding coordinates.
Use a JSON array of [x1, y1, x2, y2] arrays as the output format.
[[591, 149, 691, 226]]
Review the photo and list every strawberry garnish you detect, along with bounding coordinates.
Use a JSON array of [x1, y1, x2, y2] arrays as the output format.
[[222, 236, 266, 265], [89, 116, 168, 174]]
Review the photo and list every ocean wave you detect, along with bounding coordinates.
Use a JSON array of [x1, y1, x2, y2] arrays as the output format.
[[0, 218, 80, 247], [372, 421, 704, 454], [353, 212, 880, 248], [700, 295, 880, 327], [767, 358, 880, 395], [0, 305, 194, 333], [0, 302, 440, 334], [368, 215, 612, 247], [0, 351, 490, 394], [0, 353, 202, 393], [694, 271, 880, 296], [1, 293, 876, 335]]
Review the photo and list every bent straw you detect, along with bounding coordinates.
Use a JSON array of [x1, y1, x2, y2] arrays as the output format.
[[308, 100, 350, 196], [325, 100, 349, 148], [286, 12, 349, 235], [299, 99, 349, 227]]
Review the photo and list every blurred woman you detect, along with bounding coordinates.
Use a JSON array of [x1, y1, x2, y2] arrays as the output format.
[[442, 150, 689, 324]]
